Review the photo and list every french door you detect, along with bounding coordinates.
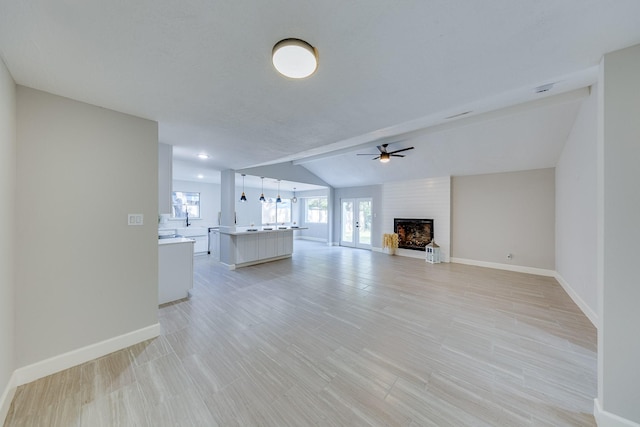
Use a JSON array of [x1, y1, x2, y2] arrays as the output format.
[[340, 198, 372, 249]]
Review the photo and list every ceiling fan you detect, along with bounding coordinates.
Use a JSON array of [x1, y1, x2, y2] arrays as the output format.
[[357, 143, 415, 163]]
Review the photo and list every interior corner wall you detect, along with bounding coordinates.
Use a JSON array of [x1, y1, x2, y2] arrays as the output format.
[[158, 143, 173, 214], [556, 86, 598, 323], [381, 177, 450, 261], [0, 57, 16, 420], [451, 169, 555, 270], [15, 87, 159, 368], [597, 43, 640, 425]]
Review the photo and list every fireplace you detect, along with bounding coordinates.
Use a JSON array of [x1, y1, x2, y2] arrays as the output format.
[[394, 218, 434, 251]]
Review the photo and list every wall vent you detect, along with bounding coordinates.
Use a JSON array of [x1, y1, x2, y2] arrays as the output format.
[[445, 110, 472, 120], [534, 83, 555, 93]]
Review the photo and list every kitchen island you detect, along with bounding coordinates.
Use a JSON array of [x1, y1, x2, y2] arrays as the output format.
[[218, 226, 304, 269]]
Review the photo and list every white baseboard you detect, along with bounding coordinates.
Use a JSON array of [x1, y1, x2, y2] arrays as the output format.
[[450, 257, 555, 277], [374, 246, 451, 262], [555, 273, 598, 327], [295, 236, 328, 243], [221, 262, 236, 270], [234, 254, 291, 269], [14, 323, 160, 386], [397, 248, 429, 260], [594, 398, 640, 427], [0, 371, 17, 425]]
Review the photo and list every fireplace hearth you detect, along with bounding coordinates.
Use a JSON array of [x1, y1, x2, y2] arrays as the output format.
[[393, 218, 434, 251]]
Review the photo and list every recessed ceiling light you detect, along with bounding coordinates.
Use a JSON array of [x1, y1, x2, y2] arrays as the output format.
[[197, 153, 209, 159], [272, 38, 318, 79], [197, 174, 204, 179]]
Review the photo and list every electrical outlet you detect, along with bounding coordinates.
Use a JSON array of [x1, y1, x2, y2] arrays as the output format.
[[128, 214, 144, 226]]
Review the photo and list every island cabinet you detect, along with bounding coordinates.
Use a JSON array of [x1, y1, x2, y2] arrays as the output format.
[[235, 233, 258, 264], [219, 227, 301, 269]]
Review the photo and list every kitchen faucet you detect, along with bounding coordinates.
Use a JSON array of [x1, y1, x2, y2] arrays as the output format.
[[185, 211, 191, 227]]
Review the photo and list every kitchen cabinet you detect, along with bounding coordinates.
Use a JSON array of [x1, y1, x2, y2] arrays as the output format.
[[158, 238, 194, 305]]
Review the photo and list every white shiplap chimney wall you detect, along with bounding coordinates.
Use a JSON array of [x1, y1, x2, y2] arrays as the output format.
[[381, 177, 451, 261]]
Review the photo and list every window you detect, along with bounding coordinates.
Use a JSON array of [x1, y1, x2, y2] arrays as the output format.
[[261, 200, 291, 224], [172, 191, 200, 218], [305, 197, 328, 223]]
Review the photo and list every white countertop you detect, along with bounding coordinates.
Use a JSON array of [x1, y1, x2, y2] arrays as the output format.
[[218, 226, 306, 236], [158, 237, 196, 246]]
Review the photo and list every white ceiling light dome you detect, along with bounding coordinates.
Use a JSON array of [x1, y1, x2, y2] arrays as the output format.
[[272, 38, 318, 79]]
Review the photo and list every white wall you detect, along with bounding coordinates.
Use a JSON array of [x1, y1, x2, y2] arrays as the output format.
[[596, 44, 640, 425], [158, 143, 173, 214], [169, 180, 298, 229], [555, 87, 598, 324], [172, 179, 220, 228], [15, 87, 159, 367], [382, 177, 451, 261], [297, 188, 330, 241], [451, 169, 555, 270], [0, 57, 16, 422], [235, 186, 293, 227]]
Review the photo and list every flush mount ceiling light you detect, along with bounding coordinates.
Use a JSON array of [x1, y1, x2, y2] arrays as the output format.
[[197, 153, 209, 159], [272, 38, 318, 79]]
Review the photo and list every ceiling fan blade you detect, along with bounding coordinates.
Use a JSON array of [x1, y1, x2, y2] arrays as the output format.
[[387, 146, 414, 155], [390, 154, 405, 157], [357, 153, 378, 156], [377, 144, 389, 153], [372, 156, 381, 160]]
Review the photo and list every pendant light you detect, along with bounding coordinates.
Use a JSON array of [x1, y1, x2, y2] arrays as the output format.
[[291, 187, 298, 203], [240, 174, 247, 202], [259, 177, 266, 202], [276, 180, 282, 203]]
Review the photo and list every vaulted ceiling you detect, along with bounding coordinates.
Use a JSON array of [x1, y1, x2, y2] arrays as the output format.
[[2, 1, 640, 188]]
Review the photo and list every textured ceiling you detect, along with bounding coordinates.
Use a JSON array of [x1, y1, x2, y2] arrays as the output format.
[[1, 0, 640, 187]]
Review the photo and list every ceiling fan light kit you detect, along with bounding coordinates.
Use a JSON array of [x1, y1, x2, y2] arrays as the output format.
[[357, 143, 415, 162]]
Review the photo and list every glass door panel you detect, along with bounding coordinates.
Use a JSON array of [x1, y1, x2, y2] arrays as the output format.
[[341, 200, 354, 246], [340, 198, 372, 249], [357, 199, 372, 247]]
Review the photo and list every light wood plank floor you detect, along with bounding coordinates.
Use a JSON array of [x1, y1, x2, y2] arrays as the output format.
[[4, 241, 597, 426]]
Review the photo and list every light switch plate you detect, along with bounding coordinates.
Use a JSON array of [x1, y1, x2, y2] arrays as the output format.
[[128, 214, 144, 226]]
